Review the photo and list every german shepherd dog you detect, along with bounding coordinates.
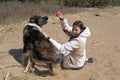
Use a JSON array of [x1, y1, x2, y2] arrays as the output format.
[[22, 15, 64, 75]]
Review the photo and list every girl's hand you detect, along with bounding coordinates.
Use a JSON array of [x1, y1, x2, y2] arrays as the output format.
[[55, 11, 64, 19]]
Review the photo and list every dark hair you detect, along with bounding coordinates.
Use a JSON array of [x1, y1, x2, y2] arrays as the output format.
[[73, 21, 86, 32]]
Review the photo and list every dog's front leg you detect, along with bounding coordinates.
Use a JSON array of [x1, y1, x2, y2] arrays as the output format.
[[48, 63, 56, 76], [24, 57, 31, 73]]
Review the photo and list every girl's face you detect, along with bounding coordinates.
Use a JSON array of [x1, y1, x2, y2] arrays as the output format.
[[72, 26, 81, 37]]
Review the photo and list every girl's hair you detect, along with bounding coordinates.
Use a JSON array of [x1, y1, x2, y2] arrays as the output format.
[[73, 21, 86, 32]]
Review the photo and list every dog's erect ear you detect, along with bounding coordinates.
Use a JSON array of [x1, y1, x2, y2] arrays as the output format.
[[29, 15, 41, 23]]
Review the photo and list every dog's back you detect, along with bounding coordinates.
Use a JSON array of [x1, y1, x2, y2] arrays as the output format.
[[23, 25, 45, 50]]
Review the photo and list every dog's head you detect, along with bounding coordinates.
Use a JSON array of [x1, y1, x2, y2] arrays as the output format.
[[29, 15, 48, 27]]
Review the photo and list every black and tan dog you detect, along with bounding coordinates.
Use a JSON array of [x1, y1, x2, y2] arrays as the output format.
[[22, 15, 64, 75]]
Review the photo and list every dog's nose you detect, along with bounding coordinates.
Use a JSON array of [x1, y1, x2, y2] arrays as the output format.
[[43, 16, 48, 21]]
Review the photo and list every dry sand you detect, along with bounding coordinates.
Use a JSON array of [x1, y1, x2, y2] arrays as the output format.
[[0, 7, 120, 80]]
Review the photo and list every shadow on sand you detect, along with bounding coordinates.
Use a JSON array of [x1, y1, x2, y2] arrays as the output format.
[[9, 48, 23, 64], [8, 48, 51, 77]]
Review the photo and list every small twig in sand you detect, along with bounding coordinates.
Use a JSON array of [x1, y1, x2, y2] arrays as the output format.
[[4, 72, 10, 80], [0, 27, 4, 32], [0, 65, 22, 70], [89, 72, 94, 80]]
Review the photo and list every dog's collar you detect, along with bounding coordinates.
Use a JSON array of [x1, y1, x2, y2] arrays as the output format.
[[26, 23, 42, 31]]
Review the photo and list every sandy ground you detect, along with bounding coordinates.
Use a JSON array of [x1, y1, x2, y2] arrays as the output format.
[[0, 7, 120, 80]]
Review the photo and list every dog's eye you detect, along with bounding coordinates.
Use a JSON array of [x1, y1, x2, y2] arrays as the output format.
[[30, 19, 35, 22]]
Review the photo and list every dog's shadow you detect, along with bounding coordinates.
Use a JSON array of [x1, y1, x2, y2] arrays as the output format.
[[8, 48, 52, 77], [9, 48, 23, 64]]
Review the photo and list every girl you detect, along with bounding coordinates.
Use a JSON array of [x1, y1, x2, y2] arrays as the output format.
[[43, 11, 92, 69]]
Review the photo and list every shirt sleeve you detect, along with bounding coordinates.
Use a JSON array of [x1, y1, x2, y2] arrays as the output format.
[[49, 38, 79, 56], [60, 19, 72, 36]]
